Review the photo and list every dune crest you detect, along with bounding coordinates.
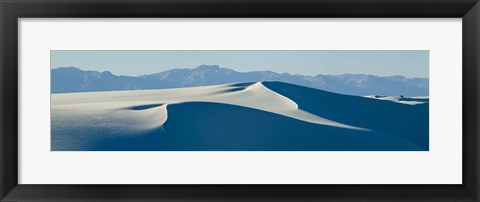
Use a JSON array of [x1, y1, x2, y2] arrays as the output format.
[[227, 82, 366, 130]]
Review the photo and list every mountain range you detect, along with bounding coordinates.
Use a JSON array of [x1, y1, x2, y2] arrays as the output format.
[[51, 65, 429, 96]]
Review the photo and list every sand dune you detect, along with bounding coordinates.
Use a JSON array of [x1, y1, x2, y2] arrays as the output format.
[[364, 95, 429, 105], [51, 82, 428, 151]]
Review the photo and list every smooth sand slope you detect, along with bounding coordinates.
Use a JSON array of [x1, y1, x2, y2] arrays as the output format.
[[51, 81, 428, 151]]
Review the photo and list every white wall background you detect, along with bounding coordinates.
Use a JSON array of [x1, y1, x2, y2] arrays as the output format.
[[19, 18, 462, 184]]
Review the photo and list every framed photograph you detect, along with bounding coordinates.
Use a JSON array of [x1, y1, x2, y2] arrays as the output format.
[[1, 0, 479, 201]]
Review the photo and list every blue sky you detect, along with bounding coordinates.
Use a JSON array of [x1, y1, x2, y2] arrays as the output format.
[[51, 50, 429, 78]]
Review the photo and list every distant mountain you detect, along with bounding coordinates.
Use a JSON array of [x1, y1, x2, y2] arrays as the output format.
[[51, 65, 429, 96]]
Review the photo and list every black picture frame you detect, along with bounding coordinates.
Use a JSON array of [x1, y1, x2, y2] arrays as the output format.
[[1, 0, 479, 201]]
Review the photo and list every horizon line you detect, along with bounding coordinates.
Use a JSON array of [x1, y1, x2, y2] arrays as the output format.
[[51, 65, 429, 79]]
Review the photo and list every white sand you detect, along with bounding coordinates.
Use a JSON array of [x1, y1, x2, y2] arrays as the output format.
[[52, 82, 364, 132], [363, 95, 429, 105]]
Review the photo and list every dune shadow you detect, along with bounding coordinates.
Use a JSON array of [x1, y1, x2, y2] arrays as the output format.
[[228, 82, 256, 87], [399, 97, 429, 102], [220, 87, 246, 93], [217, 82, 256, 93], [91, 102, 423, 151], [126, 104, 163, 110], [262, 81, 429, 150]]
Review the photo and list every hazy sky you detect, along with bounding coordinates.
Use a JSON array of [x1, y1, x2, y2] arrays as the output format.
[[51, 50, 429, 78]]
